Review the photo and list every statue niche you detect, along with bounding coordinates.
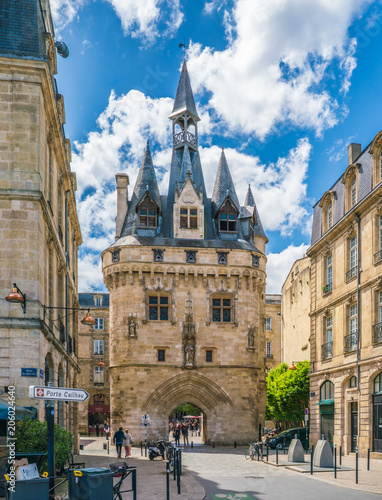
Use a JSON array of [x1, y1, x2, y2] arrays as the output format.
[[183, 312, 196, 369]]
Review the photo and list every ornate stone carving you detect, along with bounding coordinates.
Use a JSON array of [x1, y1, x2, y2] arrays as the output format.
[[323, 242, 331, 257], [183, 292, 196, 369], [111, 250, 120, 262], [128, 315, 137, 338], [347, 221, 356, 236], [247, 325, 256, 349]]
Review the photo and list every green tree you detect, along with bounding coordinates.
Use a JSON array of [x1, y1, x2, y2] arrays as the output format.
[[15, 418, 74, 472], [266, 361, 310, 426]]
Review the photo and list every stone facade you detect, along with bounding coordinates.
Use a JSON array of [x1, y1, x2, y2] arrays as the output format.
[[265, 294, 281, 371], [0, 0, 81, 439], [102, 62, 268, 445], [307, 138, 382, 457], [281, 257, 311, 365], [77, 293, 110, 436]]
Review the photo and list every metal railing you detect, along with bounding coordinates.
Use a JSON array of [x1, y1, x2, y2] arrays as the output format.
[[265, 354, 273, 359], [322, 282, 332, 295], [321, 341, 333, 360], [173, 131, 197, 147], [344, 332, 357, 353], [345, 266, 357, 281], [372, 322, 382, 344], [374, 249, 382, 264]]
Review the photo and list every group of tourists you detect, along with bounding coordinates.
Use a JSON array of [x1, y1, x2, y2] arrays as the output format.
[[169, 419, 200, 446], [112, 427, 134, 458]]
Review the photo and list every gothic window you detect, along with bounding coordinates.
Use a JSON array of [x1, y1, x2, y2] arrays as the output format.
[[218, 199, 237, 233], [252, 255, 260, 268], [94, 318, 104, 330], [180, 208, 198, 229], [217, 252, 228, 264], [148, 293, 170, 321], [138, 195, 157, 228], [153, 249, 164, 262], [94, 340, 104, 355], [94, 366, 104, 385], [111, 250, 120, 262], [350, 177, 357, 208], [186, 251, 196, 263], [212, 296, 232, 323]]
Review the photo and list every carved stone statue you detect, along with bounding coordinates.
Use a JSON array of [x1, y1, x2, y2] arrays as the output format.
[[128, 318, 136, 338], [184, 342, 194, 368], [247, 326, 255, 349]]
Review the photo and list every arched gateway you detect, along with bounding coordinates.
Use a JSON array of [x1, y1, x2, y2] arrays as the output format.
[[103, 61, 268, 445]]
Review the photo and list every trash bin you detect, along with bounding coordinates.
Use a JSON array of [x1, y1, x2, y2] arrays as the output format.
[[5, 477, 49, 500], [67, 468, 114, 500]]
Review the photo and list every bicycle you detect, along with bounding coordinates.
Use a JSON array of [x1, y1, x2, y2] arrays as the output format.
[[164, 441, 175, 473], [109, 462, 137, 500], [245, 442, 262, 461]]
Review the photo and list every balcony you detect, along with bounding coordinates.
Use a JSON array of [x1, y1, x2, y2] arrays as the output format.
[[322, 282, 332, 296], [59, 320, 65, 343], [346, 266, 357, 282], [173, 130, 197, 148], [344, 332, 357, 353], [374, 250, 382, 265], [372, 322, 382, 345], [321, 341, 333, 360]]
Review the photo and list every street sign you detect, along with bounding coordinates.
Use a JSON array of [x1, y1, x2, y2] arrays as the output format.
[[305, 408, 308, 415], [29, 385, 89, 402], [304, 414, 308, 425]]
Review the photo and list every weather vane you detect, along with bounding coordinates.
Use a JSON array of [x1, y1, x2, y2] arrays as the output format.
[[179, 38, 189, 59]]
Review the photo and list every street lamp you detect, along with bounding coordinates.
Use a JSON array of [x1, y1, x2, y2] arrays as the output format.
[[289, 362, 297, 370], [5, 283, 26, 313]]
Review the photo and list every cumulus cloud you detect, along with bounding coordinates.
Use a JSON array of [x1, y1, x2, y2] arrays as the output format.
[[266, 243, 310, 294], [187, 0, 373, 139], [50, 0, 86, 33], [78, 252, 104, 292]]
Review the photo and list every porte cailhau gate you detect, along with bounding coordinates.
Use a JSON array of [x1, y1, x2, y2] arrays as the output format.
[[102, 62, 268, 444]]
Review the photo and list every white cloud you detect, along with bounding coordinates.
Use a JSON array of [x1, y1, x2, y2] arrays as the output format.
[[266, 243, 310, 294], [50, 0, 86, 33], [78, 252, 104, 292], [187, 0, 373, 139]]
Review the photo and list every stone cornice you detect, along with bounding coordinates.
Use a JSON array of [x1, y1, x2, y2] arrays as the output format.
[[108, 363, 261, 371]]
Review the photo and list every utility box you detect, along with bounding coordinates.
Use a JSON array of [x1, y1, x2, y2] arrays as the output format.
[[313, 440, 333, 467], [5, 477, 49, 500], [288, 439, 305, 462], [67, 468, 114, 500]]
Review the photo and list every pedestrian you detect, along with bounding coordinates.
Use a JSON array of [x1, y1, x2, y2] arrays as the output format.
[[96, 422, 100, 437], [174, 424, 181, 447], [105, 424, 110, 440], [123, 429, 133, 457], [182, 422, 189, 447], [113, 427, 125, 458]]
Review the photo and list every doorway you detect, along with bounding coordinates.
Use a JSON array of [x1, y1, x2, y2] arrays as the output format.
[[168, 403, 204, 445], [373, 394, 382, 452], [350, 402, 358, 452]]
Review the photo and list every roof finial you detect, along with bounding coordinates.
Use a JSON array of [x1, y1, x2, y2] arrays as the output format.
[[179, 38, 189, 60]]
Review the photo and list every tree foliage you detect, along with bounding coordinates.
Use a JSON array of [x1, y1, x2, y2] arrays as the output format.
[[15, 418, 74, 471], [266, 361, 310, 425]]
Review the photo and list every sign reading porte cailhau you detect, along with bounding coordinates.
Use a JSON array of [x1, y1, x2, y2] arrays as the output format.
[[29, 385, 90, 402]]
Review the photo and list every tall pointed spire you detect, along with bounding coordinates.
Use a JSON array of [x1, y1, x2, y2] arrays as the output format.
[[179, 143, 193, 185], [244, 184, 255, 206], [211, 148, 240, 217], [169, 60, 200, 121]]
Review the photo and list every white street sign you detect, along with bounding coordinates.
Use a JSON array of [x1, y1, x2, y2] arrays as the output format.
[[304, 414, 309, 425], [29, 385, 89, 402]]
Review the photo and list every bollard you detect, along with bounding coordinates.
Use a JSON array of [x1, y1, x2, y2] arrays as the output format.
[[212, 441, 215, 448], [368, 448, 370, 471], [284, 438, 287, 454], [141, 441, 143, 457], [132, 468, 137, 500], [179, 449, 182, 476], [191, 441, 193, 449], [103, 443, 107, 450], [80, 444, 84, 450], [334, 445, 337, 479], [266, 443, 269, 462], [257, 445, 260, 461], [177, 453, 181, 494], [107, 440, 109, 455], [339, 445, 342, 465], [166, 462, 170, 500], [234, 441, 237, 449], [310, 445, 314, 475], [276, 448, 278, 465], [173, 451, 177, 481], [356, 447, 358, 484]]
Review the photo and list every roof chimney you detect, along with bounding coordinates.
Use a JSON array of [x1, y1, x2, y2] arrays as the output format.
[[115, 174, 129, 239], [348, 143, 361, 165]]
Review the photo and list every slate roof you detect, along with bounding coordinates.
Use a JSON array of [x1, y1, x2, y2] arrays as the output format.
[[211, 149, 240, 217], [169, 60, 200, 121], [79, 293, 110, 308], [244, 185, 255, 206], [311, 142, 373, 245]]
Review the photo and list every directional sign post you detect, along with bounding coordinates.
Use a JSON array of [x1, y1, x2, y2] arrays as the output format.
[[141, 414, 150, 457]]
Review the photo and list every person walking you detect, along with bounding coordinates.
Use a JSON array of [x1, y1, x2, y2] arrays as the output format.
[[105, 424, 110, 440], [174, 423, 181, 447], [96, 422, 100, 437], [124, 429, 133, 457], [182, 422, 189, 447], [113, 427, 125, 458]]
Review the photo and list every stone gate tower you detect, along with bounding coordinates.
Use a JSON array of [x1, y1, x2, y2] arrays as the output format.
[[102, 61, 268, 444]]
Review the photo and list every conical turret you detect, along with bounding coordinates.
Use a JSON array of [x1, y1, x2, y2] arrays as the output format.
[[211, 148, 240, 217], [244, 184, 255, 206], [169, 60, 200, 122]]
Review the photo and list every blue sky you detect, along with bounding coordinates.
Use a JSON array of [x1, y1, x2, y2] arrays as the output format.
[[51, 0, 382, 293]]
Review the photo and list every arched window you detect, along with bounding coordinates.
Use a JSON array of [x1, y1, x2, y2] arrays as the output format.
[[350, 177, 357, 208], [349, 376, 357, 388], [218, 199, 237, 233], [320, 380, 334, 401], [138, 194, 157, 229], [327, 202, 333, 229], [375, 373, 382, 394]]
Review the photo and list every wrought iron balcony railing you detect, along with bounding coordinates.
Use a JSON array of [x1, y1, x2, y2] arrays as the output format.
[[374, 249, 382, 265], [173, 131, 197, 147], [372, 322, 382, 344], [321, 341, 333, 360], [345, 266, 357, 282], [323, 282, 332, 295], [344, 332, 357, 353]]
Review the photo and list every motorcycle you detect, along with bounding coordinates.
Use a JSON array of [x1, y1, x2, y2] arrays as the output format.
[[148, 439, 166, 460]]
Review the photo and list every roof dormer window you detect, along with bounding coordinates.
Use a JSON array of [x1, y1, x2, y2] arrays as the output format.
[[138, 194, 157, 229], [219, 199, 237, 233]]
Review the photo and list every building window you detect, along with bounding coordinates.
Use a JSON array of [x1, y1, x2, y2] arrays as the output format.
[[252, 255, 260, 268], [186, 250, 197, 263], [94, 366, 104, 385], [206, 350, 213, 362], [93, 394, 105, 405], [138, 195, 157, 228], [349, 376, 357, 388], [266, 341, 272, 358], [375, 373, 382, 394], [218, 199, 237, 233], [349, 304, 357, 335], [148, 294, 169, 321], [380, 154, 382, 182], [212, 296, 232, 323], [350, 177, 357, 207], [217, 252, 228, 264], [158, 349, 165, 362], [94, 318, 104, 330], [345, 303, 358, 353], [94, 340, 104, 355], [327, 202, 333, 229], [111, 250, 120, 262], [180, 208, 198, 229], [95, 296, 102, 306], [153, 249, 164, 262], [322, 316, 333, 360], [320, 380, 334, 401], [265, 317, 272, 330], [373, 291, 382, 344], [326, 316, 332, 344], [323, 255, 333, 294], [347, 236, 357, 280]]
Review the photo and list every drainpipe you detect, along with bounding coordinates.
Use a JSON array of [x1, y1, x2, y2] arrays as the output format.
[[355, 213, 361, 445], [65, 191, 70, 380]]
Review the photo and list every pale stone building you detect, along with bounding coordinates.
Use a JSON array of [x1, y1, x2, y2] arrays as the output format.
[[77, 293, 110, 436], [0, 0, 81, 435], [265, 294, 282, 371], [102, 61, 268, 444], [281, 257, 311, 365], [307, 138, 382, 457]]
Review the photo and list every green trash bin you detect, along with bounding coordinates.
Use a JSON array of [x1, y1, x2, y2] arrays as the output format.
[[5, 477, 49, 500], [67, 467, 114, 500]]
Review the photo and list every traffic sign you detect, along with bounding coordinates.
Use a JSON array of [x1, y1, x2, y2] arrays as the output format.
[[29, 385, 89, 402], [305, 408, 308, 415]]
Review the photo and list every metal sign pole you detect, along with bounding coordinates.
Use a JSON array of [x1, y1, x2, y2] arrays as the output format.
[[46, 383, 55, 500]]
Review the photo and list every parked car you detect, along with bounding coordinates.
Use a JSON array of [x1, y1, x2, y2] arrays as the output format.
[[267, 427, 309, 450]]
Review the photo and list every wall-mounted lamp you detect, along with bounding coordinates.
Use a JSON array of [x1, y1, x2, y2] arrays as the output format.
[[289, 362, 297, 370], [98, 361, 106, 367], [5, 283, 26, 313]]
